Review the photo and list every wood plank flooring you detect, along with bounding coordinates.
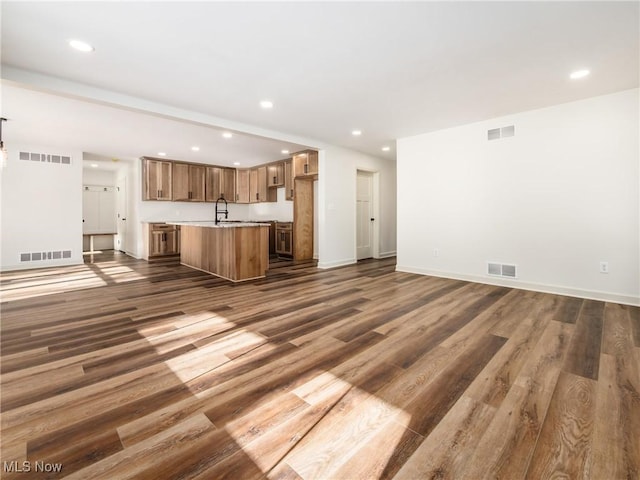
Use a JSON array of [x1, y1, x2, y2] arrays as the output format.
[[1, 251, 638, 479]]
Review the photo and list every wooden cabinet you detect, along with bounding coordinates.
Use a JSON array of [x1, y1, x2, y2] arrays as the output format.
[[236, 169, 250, 203], [258, 166, 268, 202], [293, 150, 318, 178], [142, 158, 172, 200], [249, 168, 259, 203], [143, 223, 180, 259], [221, 168, 236, 202], [267, 162, 285, 187], [275, 222, 293, 256], [284, 159, 293, 201], [293, 178, 314, 260], [206, 167, 236, 202], [173, 163, 205, 201], [249, 166, 276, 203]]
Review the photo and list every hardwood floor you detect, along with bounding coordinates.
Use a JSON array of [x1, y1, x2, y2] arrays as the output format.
[[1, 251, 638, 479]]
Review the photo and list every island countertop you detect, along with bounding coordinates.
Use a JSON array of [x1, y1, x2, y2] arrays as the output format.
[[166, 221, 271, 228]]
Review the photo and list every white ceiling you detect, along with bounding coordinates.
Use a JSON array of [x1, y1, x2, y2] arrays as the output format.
[[1, 1, 638, 169]]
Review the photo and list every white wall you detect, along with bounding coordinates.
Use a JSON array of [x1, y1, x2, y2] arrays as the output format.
[[318, 146, 397, 268], [1, 144, 83, 270], [83, 168, 116, 186], [397, 88, 639, 305]]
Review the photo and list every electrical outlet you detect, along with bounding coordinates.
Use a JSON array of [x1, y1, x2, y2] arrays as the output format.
[[433, 248, 439, 257], [599, 262, 609, 274]]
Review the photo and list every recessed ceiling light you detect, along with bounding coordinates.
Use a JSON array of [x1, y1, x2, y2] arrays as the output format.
[[69, 39, 94, 52], [222, 132, 233, 139], [90, 163, 99, 168], [381, 146, 390, 152], [158, 152, 167, 156], [352, 130, 362, 136], [191, 146, 200, 151], [281, 149, 289, 155], [233, 162, 241, 166], [260, 100, 274, 109], [570, 69, 590, 80]]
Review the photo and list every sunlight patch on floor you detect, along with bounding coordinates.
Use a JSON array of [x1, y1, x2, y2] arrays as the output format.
[[224, 371, 411, 478]]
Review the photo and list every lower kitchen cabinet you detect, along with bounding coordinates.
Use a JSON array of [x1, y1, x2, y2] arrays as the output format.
[[143, 223, 180, 259], [275, 222, 293, 257]]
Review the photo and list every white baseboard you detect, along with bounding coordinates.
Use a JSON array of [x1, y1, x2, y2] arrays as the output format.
[[0, 258, 83, 272], [318, 258, 356, 269], [395, 265, 640, 307], [377, 250, 397, 259]]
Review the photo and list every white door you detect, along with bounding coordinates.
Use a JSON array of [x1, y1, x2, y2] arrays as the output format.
[[116, 176, 127, 252], [356, 171, 374, 260]]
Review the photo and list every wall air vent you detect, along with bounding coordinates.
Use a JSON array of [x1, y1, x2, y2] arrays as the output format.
[[487, 125, 515, 141], [487, 262, 517, 279], [19, 151, 71, 164], [501, 125, 515, 138], [20, 250, 72, 262], [487, 128, 501, 141]]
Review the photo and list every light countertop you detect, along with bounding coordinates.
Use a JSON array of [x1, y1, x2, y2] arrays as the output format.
[[166, 221, 271, 228]]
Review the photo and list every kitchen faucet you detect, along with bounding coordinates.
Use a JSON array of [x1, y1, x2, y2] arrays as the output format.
[[215, 197, 228, 224]]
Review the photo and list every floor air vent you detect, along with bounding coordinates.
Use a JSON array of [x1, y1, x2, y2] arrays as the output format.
[[19, 151, 72, 164], [487, 262, 517, 278], [20, 250, 72, 262]]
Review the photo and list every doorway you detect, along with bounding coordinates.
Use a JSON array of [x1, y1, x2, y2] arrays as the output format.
[[356, 170, 375, 260]]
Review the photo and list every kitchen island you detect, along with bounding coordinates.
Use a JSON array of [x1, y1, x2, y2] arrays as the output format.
[[168, 221, 270, 282]]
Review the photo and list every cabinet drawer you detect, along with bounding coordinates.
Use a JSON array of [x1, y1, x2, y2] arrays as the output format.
[[150, 223, 176, 230], [275, 222, 292, 231]]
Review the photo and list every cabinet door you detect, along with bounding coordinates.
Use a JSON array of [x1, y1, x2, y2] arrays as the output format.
[[150, 230, 166, 256], [276, 229, 292, 255], [164, 229, 180, 254], [158, 161, 173, 200], [284, 160, 293, 200], [267, 163, 284, 187], [293, 151, 318, 177], [236, 169, 250, 203], [172, 163, 191, 201], [249, 168, 259, 203], [144, 159, 172, 200], [99, 187, 116, 233], [257, 166, 268, 202], [205, 167, 221, 202], [221, 168, 236, 202], [83, 187, 101, 233], [189, 165, 206, 201]]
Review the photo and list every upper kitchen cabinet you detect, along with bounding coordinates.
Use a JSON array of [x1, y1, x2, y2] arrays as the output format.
[[142, 157, 172, 201], [173, 163, 205, 202], [236, 169, 250, 203], [250, 166, 276, 203], [267, 162, 285, 187], [206, 167, 236, 203], [284, 159, 293, 200], [293, 150, 318, 178]]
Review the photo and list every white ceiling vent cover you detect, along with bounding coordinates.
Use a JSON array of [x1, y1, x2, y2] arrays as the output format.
[[487, 262, 517, 279]]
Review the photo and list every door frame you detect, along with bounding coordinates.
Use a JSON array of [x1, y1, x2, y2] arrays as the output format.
[[356, 168, 380, 260], [116, 174, 128, 253]]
